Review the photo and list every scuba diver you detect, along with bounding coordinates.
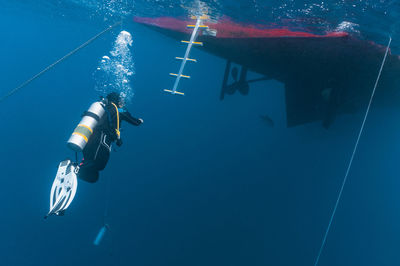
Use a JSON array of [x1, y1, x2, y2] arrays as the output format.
[[46, 92, 142, 218], [69, 92, 143, 183]]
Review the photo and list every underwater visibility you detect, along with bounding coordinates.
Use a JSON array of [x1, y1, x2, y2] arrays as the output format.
[[1, 0, 400, 265]]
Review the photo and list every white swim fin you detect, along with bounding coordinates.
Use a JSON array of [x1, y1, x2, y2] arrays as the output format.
[[46, 159, 78, 218]]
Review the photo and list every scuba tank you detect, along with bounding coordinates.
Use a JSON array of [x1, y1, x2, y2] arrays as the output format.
[[67, 101, 106, 152]]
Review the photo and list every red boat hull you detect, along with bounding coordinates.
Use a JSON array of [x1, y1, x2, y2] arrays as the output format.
[[134, 16, 400, 127]]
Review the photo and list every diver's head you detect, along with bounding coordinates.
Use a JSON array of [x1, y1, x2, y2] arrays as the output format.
[[106, 92, 125, 108]]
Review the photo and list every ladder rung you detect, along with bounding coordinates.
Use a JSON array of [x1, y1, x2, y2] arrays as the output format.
[[191, 15, 209, 20], [175, 57, 197, 62], [187, 25, 209, 28], [169, 73, 191, 79], [181, 40, 203, 46], [164, 89, 185, 96]]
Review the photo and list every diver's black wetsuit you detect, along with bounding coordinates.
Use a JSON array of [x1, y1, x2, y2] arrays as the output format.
[[78, 101, 142, 183]]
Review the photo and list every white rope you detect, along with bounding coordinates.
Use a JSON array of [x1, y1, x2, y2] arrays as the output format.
[[0, 21, 122, 104], [314, 36, 392, 266]]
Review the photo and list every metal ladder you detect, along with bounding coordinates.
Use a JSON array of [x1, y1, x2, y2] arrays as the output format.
[[164, 15, 209, 96]]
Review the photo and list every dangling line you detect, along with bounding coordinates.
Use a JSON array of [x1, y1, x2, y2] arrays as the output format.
[[0, 21, 122, 104], [93, 173, 112, 246], [314, 36, 392, 266], [103, 172, 111, 225]]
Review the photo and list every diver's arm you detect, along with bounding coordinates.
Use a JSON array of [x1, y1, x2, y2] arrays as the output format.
[[120, 111, 143, 126]]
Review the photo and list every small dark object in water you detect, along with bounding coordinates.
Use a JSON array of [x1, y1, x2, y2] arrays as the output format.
[[260, 115, 274, 127]]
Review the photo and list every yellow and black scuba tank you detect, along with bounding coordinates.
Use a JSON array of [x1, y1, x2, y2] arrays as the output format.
[[67, 101, 106, 152]]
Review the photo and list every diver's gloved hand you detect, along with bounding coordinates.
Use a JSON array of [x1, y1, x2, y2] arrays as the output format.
[[116, 138, 123, 147]]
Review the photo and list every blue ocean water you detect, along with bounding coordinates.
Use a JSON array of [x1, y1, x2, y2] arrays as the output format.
[[1, 1, 400, 265]]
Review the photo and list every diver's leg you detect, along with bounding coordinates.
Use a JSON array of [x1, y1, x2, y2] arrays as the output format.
[[78, 132, 111, 182], [77, 161, 99, 183], [93, 132, 111, 171], [95, 145, 110, 171], [77, 131, 102, 183], [78, 147, 108, 183]]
